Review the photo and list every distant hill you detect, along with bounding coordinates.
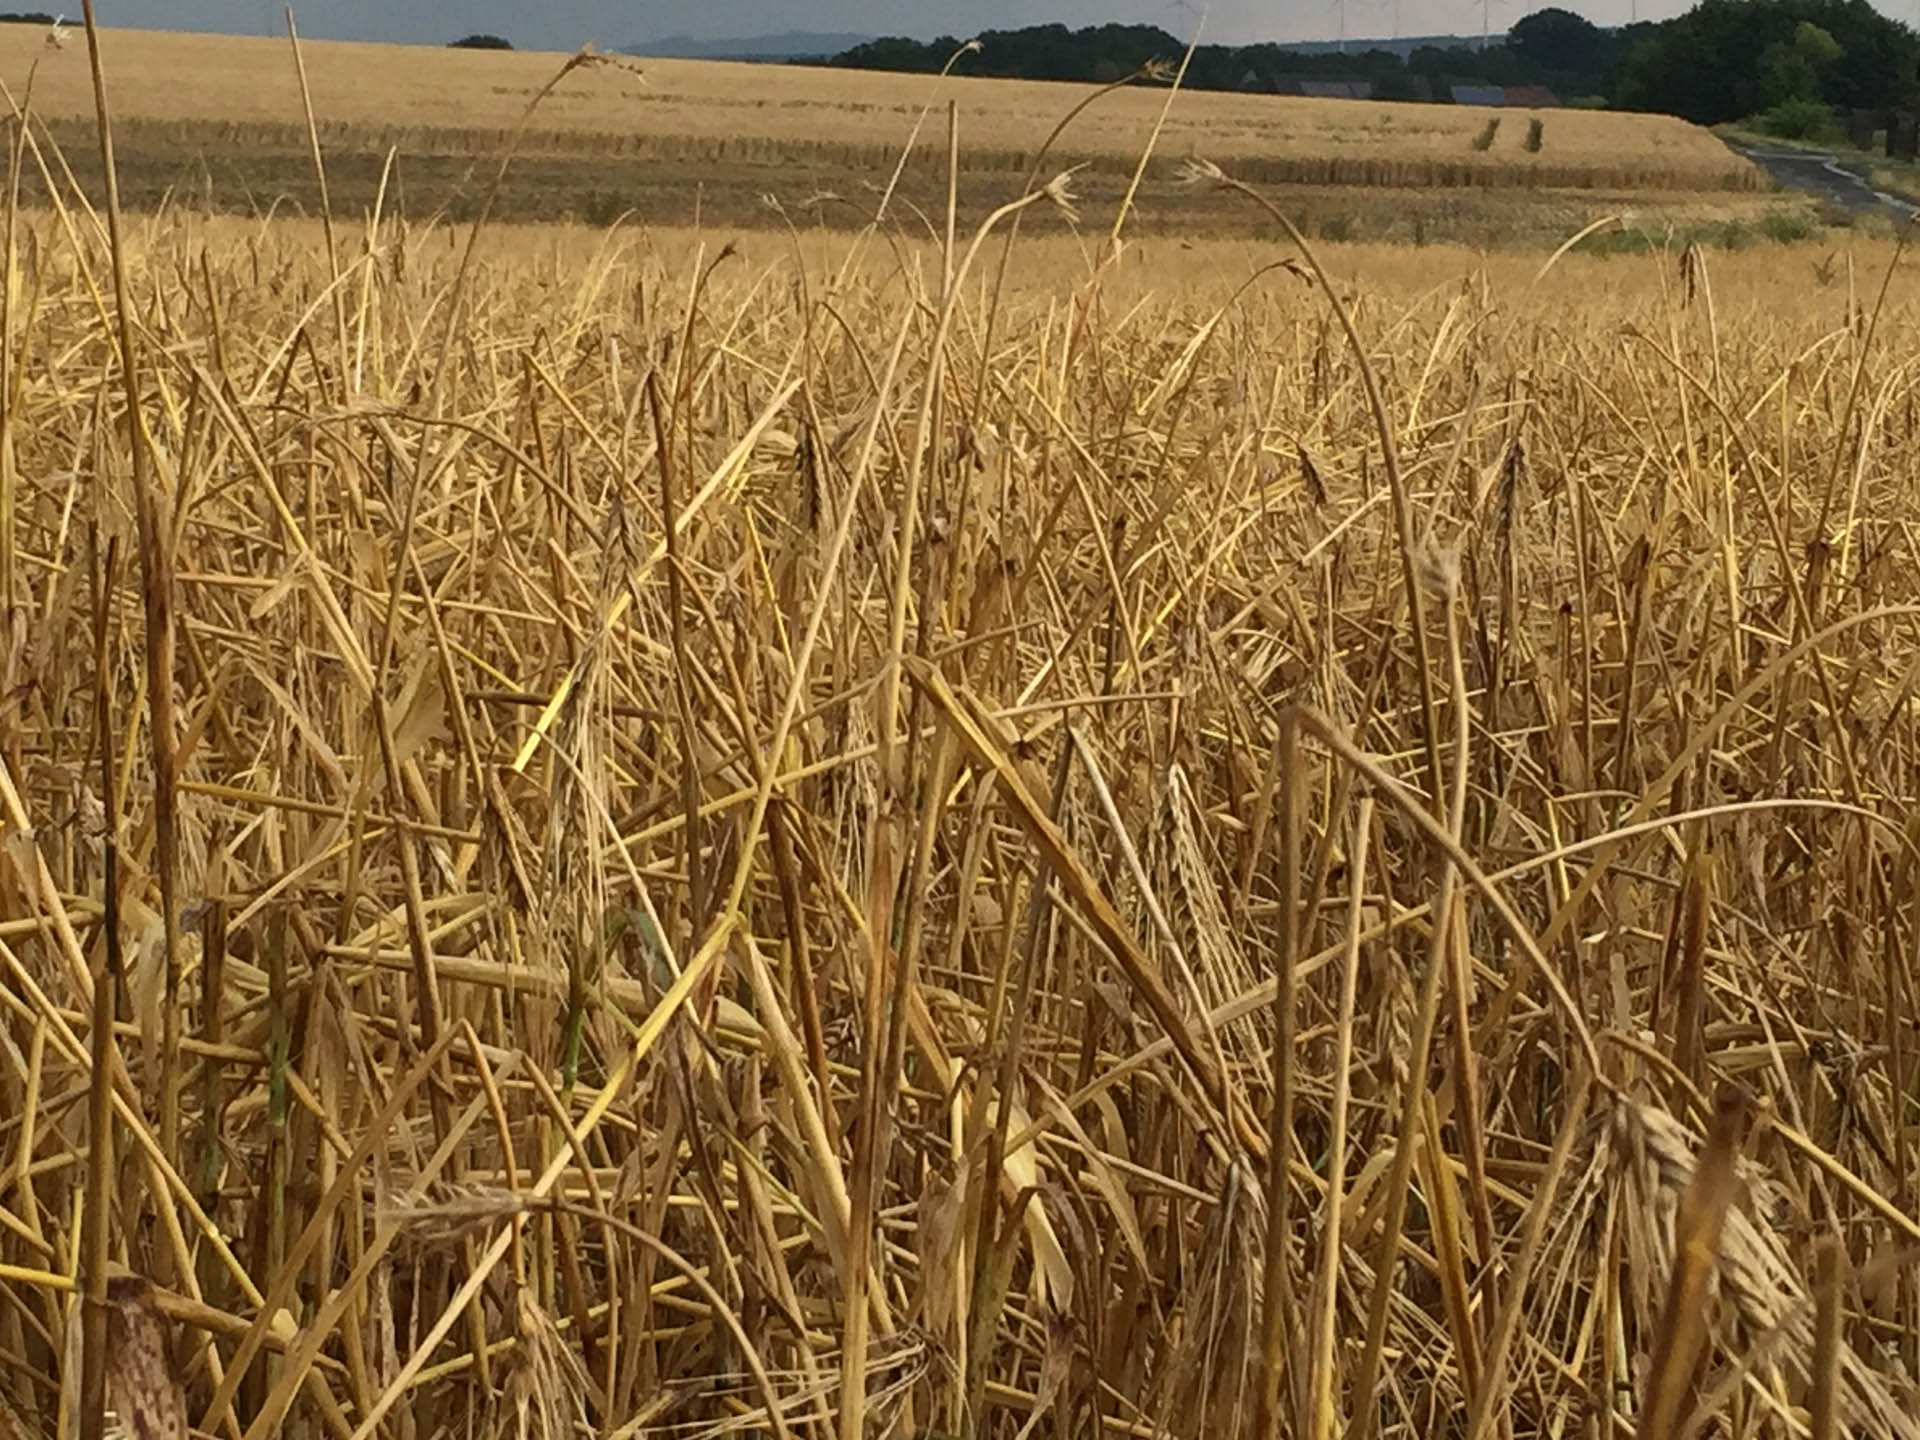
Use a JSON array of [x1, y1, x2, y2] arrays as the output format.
[[624, 30, 1496, 63], [623, 32, 874, 62], [1285, 33, 1505, 58]]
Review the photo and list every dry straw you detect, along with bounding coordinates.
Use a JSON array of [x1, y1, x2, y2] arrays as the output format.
[[0, 16, 1918, 1440]]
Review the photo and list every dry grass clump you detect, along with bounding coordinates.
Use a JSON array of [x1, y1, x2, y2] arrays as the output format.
[[5, 24, 1920, 1440]]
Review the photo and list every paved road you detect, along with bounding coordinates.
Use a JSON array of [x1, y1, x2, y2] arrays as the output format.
[[1728, 142, 1918, 220]]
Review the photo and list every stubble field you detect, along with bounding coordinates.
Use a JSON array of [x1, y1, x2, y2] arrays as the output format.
[[4, 19, 1920, 1440]]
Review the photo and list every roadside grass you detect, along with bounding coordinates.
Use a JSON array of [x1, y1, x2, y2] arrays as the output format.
[[1569, 202, 1829, 253]]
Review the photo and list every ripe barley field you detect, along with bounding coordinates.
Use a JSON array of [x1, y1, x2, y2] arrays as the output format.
[[0, 25, 1791, 244], [6, 20, 1920, 1440]]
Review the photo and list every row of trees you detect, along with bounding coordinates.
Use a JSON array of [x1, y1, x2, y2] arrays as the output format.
[[827, 0, 1920, 127], [830, 24, 1602, 102]]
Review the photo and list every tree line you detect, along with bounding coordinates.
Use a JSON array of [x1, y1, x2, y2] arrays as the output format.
[[826, 0, 1919, 128]]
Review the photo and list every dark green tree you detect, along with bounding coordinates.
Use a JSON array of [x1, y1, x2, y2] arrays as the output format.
[[1508, 7, 1604, 71], [1615, 0, 1914, 122]]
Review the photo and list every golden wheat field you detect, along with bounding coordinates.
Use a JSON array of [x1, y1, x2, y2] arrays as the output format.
[[6, 17, 1920, 1440], [0, 25, 1788, 244]]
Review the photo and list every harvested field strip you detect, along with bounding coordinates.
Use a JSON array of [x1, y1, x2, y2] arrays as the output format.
[[24, 115, 1762, 194], [5, 115, 1788, 243]]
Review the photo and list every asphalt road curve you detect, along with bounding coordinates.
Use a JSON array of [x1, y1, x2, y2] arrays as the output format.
[[1728, 142, 1918, 220]]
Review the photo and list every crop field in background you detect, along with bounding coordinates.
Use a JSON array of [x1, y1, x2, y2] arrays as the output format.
[[0, 26, 1789, 244], [7, 18, 1920, 1440]]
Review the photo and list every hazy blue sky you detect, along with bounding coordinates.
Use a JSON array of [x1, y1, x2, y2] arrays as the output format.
[[78, 0, 1920, 49]]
